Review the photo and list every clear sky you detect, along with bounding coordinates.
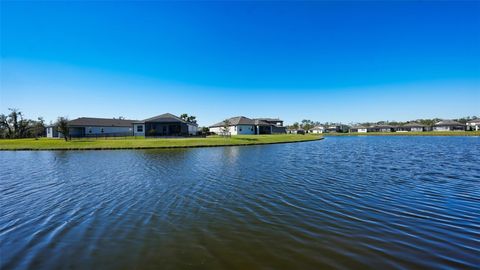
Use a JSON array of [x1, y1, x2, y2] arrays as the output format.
[[1, 1, 479, 126]]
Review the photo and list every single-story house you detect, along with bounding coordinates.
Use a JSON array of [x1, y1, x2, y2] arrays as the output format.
[[395, 122, 427, 132], [433, 120, 465, 131], [349, 126, 368, 133], [309, 126, 325, 134], [287, 128, 305, 134], [368, 125, 395, 132], [254, 118, 287, 133], [324, 124, 349, 133], [466, 119, 480, 131], [133, 113, 198, 137], [209, 116, 273, 135], [46, 117, 137, 138]]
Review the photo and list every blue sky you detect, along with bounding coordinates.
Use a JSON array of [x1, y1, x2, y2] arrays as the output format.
[[1, 1, 479, 126]]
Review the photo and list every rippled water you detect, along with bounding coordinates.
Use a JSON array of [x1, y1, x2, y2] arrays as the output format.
[[1, 136, 479, 269]]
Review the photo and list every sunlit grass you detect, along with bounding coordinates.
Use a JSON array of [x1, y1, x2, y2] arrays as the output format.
[[0, 134, 323, 150]]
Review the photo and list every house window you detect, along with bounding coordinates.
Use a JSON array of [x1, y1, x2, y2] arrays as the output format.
[[101, 128, 104, 133], [137, 125, 143, 132], [239, 128, 242, 131]]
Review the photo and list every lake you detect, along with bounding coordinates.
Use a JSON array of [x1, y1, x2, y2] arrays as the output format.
[[1, 136, 479, 269]]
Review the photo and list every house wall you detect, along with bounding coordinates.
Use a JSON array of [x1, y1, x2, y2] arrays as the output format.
[[310, 129, 323, 134], [410, 127, 424, 132], [209, 125, 255, 135], [235, 125, 255, 135], [46, 127, 52, 138], [433, 126, 465, 131], [46, 127, 58, 138], [133, 124, 145, 136], [358, 128, 367, 133], [82, 126, 133, 136], [466, 123, 479, 131]]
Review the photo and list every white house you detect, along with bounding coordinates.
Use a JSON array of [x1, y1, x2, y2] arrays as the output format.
[[433, 120, 465, 131], [209, 116, 273, 135], [287, 128, 305, 134], [309, 126, 325, 134], [466, 119, 480, 131], [349, 126, 368, 133]]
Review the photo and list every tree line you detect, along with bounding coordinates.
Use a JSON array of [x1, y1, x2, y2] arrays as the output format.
[[286, 116, 479, 130], [0, 108, 46, 139]]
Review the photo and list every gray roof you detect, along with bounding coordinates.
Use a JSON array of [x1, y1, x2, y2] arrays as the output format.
[[350, 125, 367, 129], [434, 120, 465, 126], [138, 113, 197, 125], [254, 119, 273, 126], [466, 119, 480, 124], [310, 126, 325, 130], [210, 116, 256, 127], [372, 124, 396, 128], [68, 117, 137, 127], [254, 118, 283, 122], [402, 122, 426, 128]]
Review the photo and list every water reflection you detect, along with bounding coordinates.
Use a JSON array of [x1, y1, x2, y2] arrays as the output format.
[[1, 136, 479, 269]]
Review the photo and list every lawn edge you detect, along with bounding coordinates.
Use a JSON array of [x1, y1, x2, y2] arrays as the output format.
[[0, 137, 323, 151]]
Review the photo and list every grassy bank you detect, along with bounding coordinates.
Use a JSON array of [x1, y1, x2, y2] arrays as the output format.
[[0, 134, 323, 150], [323, 131, 480, 136]]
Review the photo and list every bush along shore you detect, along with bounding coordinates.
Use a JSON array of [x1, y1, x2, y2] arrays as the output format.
[[323, 131, 480, 136], [0, 134, 323, 151]]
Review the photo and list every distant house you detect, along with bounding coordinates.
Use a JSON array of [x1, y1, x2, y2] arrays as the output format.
[[324, 124, 349, 133], [395, 122, 427, 132], [287, 127, 305, 134], [47, 117, 136, 138], [349, 126, 368, 133], [368, 125, 395, 132], [309, 126, 325, 134], [133, 113, 198, 137], [254, 118, 287, 133], [209, 116, 273, 135], [433, 120, 466, 131], [466, 119, 480, 131]]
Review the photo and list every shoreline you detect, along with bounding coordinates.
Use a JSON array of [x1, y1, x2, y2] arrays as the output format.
[[0, 135, 323, 151], [323, 131, 480, 137]]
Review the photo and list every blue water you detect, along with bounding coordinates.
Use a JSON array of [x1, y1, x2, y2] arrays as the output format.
[[1, 136, 479, 269]]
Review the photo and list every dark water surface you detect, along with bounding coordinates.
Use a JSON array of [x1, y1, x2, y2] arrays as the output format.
[[1, 136, 479, 269]]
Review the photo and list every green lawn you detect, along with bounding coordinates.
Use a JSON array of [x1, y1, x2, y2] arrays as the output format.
[[0, 134, 323, 150], [323, 131, 480, 136]]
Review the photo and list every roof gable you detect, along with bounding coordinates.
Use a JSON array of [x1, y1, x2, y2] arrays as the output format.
[[139, 113, 197, 125], [402, 122, 426, 127], [210, 116, 255, 127], [434, 120, 464, 126]]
